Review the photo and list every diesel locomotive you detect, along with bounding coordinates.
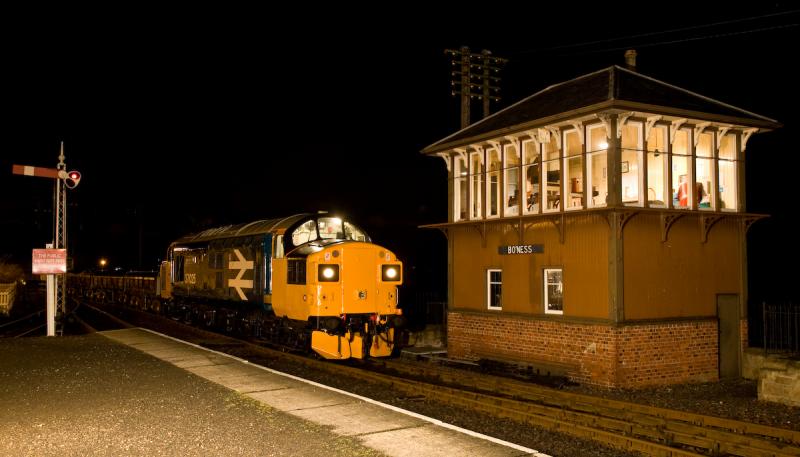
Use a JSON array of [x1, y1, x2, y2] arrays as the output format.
[[75, 213, 406, 360]]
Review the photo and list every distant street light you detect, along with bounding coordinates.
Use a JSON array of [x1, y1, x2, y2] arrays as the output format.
[[99, 258, 107, 272]]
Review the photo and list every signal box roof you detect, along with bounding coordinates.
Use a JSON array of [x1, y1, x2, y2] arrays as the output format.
[[422, 65, 781, 155]]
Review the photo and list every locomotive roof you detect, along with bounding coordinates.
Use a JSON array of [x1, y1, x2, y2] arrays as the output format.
[[171, 214, 310, 246]]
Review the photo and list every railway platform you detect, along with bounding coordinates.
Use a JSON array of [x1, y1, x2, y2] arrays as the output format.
[[0, 329, 547, 456]]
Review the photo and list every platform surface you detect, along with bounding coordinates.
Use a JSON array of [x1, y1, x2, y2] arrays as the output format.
[[0, 329, 547, 456]]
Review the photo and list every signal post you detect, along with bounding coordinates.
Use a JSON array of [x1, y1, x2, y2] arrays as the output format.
[[12, 142, 81, 336]]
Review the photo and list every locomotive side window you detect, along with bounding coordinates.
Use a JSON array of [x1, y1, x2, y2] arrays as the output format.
[[274, 235, 284, 259], [292, 220, 318, 246], [287, 259, 306, 284], [209, 252, 223, 269], [175, 256, 185, 282]]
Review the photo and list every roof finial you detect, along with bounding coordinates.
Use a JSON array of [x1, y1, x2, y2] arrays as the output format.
[[624, 49, 637, 71]]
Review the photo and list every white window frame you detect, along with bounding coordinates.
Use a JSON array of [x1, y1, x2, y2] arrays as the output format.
[[454, 155, 468, 222], [503, 144, 521, 217], [671, 127, 693, 210], [717, 132, 738, 212], [469, 149, 483, 220], [522, 139, 541, 215], [621, 120, 644, 207], [562, 128, 583, 212], [487, 269, 502, 310], [695, 130, 715, 211], [586, 123, 608, 208], [646, 124, 669, 208], [485, 147, 501, 219], [544, 267, 563, 315]]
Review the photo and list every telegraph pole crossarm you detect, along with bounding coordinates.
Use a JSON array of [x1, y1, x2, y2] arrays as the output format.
[[446, 47, 507, 128]]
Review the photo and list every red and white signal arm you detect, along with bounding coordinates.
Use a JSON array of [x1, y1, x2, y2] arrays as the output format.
[[32, 249, 67, 274]]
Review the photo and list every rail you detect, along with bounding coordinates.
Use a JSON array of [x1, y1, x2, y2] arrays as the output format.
[[81, 296, 800, 457]]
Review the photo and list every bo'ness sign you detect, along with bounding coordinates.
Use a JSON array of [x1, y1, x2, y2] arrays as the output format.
[[498, 244, 544, 255]]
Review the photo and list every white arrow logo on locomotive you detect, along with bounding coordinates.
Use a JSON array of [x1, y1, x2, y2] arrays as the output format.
[[228, 249, 254, 300]]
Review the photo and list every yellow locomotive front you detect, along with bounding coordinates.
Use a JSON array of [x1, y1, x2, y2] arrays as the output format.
[[271, 215, 405, 359]]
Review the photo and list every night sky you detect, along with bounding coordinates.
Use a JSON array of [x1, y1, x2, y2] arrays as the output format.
[[1, 5, 798, 308]]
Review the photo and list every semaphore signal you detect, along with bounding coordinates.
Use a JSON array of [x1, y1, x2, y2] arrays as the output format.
[[10, 142, 80, 336]]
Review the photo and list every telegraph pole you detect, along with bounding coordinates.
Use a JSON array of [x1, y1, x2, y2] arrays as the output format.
[[446, 47, 507, 128]]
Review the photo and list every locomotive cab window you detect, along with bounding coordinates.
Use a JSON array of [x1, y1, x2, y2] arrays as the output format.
[[318, 217, 344, 239], [291, 220, 318, 246], [343, 221, 369, 242], [288, 216, 372, 252]]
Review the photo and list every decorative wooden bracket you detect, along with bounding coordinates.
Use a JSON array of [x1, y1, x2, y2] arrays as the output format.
[[699, 214, 724, 243], [660, 212, 684, 242], [436, 152, 451, 172], [454, 148, 468, 164], [606, 210, 639, 239], [523, 130, 541, 150], [693, 122, 711, 147], [741, 128, 758, 152], [472, 223, 487, 248], [739, 215, 764, 235], [669, 118, 687, 144], [470, 146, 484, 166], [545, 126, 562, 150], [546, 214, 565, 244], [715, 126, 732, 153], [511, 219, 524, 244], [596, 113, 613, 140], [569, 121, 585, 145], [645, 115, 662, 141], [617, 112, 634, 139]]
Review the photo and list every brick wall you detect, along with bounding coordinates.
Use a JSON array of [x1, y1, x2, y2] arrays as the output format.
[[448, 312, 719, 388]]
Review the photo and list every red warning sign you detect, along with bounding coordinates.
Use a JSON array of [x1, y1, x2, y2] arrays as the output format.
[[32, 249, 67, 274]]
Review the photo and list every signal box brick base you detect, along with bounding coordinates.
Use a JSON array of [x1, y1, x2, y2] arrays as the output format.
[[447, 312, 736, 388]]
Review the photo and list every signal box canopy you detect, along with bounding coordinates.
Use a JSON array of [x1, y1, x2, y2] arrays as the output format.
[[422, 65, 781, 155]]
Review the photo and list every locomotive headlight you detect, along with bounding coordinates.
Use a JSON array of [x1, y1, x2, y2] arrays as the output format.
[[318, 264, 339, 282], [381, 264, 401, 282]]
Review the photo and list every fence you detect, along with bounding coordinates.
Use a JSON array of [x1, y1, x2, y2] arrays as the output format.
[[0, 282, 16, 315], [411, 291, 446, 323], [763, 303, 800, 356]]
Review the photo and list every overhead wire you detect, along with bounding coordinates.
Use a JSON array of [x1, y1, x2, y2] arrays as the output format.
[[591, 23, 798, 55], [510, 9, 799, 57]]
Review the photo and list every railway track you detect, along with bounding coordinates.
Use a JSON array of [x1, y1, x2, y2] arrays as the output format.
[[84, 299, 799, 457], [0, 311, 45, 337], [368, 359, 800, 457]]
